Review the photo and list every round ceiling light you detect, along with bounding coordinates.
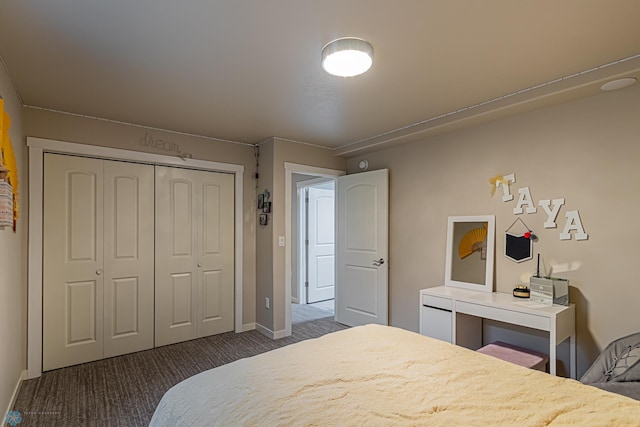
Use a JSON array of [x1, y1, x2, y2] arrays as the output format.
[[600, 77, 637, 91], [321, 37, 373, 77]]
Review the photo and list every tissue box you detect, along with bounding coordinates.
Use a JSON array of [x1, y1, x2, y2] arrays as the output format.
[[530, 276, 568, 306]]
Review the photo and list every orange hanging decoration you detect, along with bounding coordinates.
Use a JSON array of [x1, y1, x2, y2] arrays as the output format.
[[0, 98, 18, 231]]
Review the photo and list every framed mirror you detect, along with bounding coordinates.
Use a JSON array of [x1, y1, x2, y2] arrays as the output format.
[[445, 215, 495, 292]]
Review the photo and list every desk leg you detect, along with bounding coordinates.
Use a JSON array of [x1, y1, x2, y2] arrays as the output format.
[[550, 327, 557, 376], [570, 333, 576, 379]]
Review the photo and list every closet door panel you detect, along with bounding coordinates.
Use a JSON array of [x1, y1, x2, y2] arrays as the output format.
[[197, 171, 234, 337], [155, 166, 198, 346], [103, 161, 155, 357], [43, 154, 104, 371], [171, 272, 194, 325]]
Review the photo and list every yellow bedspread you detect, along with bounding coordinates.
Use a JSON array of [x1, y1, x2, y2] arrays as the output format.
[[150, 325, 640, 426]]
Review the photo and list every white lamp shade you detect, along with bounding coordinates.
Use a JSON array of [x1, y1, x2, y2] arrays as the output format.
[[321, 37, 373, 77]]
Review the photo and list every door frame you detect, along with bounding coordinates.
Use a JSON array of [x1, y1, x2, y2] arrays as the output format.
[[27, 137, 245, 379], [284, 163, 344, 337]]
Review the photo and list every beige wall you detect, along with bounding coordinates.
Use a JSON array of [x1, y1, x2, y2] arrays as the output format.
[[255, 139, 275, 329], [256, 138, 346, 333], [24, 107, 258, 328], [346, 85, 640, 377], [0, 66, 26, 415]]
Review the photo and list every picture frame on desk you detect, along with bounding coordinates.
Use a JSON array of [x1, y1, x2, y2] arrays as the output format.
[[444, 215, 496, 293]]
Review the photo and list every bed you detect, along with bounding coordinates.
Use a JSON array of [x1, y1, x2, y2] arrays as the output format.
[[150, 325, 640, 426]]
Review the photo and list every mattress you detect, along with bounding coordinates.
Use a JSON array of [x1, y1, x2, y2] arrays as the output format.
[[150, 325, 640, 426]]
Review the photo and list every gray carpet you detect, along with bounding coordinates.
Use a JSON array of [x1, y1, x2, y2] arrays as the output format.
[[13, 305, 346, 426]]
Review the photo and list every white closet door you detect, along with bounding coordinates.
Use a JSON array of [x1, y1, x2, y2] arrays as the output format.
[[43, 154, 105, 371], [196, 169, 235, 337], [103, 161, 155, 358], [155, 166, 234, 346]]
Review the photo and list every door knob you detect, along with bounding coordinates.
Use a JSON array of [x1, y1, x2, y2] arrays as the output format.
[[372, 258, 385, 267], [96, 269, 103, 275], [197, 263, 203, 267]]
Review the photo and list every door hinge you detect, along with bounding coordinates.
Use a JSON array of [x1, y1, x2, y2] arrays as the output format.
[[305, 239, 309, 245], [305, 281, 309, 288]]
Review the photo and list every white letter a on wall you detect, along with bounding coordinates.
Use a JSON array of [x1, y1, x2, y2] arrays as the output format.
[[560, 210, 588, 240], [513, 187, 537, 215]]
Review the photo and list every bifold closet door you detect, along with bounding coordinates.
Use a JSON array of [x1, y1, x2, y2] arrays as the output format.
[[43, 154, 154, 371], [103, 160, 155, 358], [155, 166, 234, 347]]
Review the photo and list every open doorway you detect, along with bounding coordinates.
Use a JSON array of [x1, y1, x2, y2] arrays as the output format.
[[284, 163, 345, 336], [295, 178, 335, 313], [291, 175, 335, 324]]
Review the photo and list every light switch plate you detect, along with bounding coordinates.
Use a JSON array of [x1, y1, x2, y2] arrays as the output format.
[[278, 236, 285, 247]]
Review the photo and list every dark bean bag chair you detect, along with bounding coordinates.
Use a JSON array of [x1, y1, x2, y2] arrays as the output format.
[[580, 332, 640, 400]]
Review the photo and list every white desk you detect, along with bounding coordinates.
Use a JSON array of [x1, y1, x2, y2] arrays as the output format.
[[419, 286, 576, 378]]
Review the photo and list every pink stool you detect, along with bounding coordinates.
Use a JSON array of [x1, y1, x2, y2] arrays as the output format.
[[477, 341, 548, 372]]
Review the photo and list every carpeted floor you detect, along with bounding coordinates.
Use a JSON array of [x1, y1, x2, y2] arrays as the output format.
[[13, 304, 346, 426]]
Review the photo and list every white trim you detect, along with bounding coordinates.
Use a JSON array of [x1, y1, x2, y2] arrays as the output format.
[[241, 323, 256, 332], [255, 322, 287, 339], [284, 163, 345, 337], [27, 137, 245, 379], [4, 370, 26, 422], [297, 186, 307, 305], [296, 176, 334, 188]]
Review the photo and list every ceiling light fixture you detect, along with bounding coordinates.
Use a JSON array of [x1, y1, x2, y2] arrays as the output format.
[[321, 37, 373, 77], [600, 77, 637, 91]]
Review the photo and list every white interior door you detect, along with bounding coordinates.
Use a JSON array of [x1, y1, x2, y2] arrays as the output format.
[[336, 169, 389, 326], [103, 160, 155, 358], [307, 184, 335, 303], [43, 154, 104, 371], [155, 166, 234, 346]]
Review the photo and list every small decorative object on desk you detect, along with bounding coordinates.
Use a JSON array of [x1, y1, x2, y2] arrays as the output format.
[[513, 284, 530, 298]]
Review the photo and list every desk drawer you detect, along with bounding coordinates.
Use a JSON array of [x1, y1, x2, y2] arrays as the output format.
[[456, 301, 549, 331], [421, 294, 453, 311]]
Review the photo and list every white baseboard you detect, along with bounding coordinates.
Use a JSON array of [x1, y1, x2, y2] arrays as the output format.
[[4, 370, 26, 423], [241, 322, 256, 332], [291, 297, 299, 304], [255, 323, 288, 339], [255, 322, 274, 338]]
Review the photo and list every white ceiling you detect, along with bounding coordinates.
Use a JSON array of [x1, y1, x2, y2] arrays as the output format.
[[1, 1, 639, 155]]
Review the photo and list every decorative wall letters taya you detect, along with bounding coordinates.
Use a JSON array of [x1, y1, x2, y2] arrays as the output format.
[[490, 173, 588, 241]]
